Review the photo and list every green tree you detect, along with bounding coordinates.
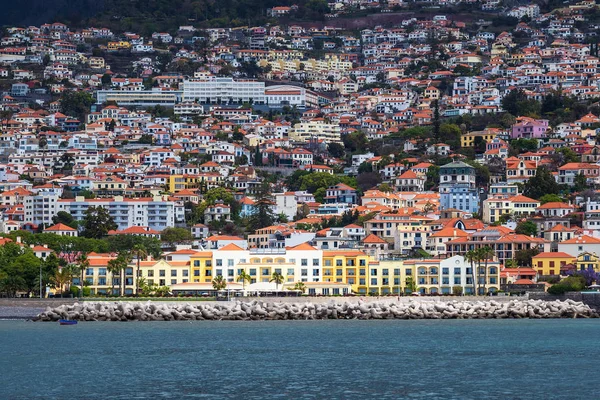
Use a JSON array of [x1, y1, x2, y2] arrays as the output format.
[[501, 89, 541, 117], [509, 138, 539, 156], [465, 250, 478, 295], [522, 167, 560, 200], [107, 257, 121, 296], [52, 211, 78, 230], [131, 244, 148, 296], [539, 194, 563, 204], [101, 73, 112, 87], [574, 173, 589, 193], [269, 271, 284, 290], [479, 246, 495, 295], [425, 165, 440, 190], [405, 276, 417, 294], [515, 221, 538, 237], [212, 274, 227, 291], [342, 131, 368, 153], [81, 206, 117, 239], [515, 248, 539, 267], [328, 142, 345, 158], [76, 253, 90, 298], [439, 123, 462, 149], [248, 182, 275, 231], [161, 227, 193, 248], [50, 268, 71, 297], [293, 281, 306, 293], [59, 90, 94, 122], [236, 270, 252, 291]]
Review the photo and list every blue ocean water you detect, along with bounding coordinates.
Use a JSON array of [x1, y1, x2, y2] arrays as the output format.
[[0, 319, 597, 399]]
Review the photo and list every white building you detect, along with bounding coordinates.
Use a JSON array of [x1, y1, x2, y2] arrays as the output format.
[[57, 195, 184, 230], [182, 77, 265, 104], [273, 192, 297, 220]]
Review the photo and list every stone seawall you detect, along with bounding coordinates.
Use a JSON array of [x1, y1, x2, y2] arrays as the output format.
[[35, 299, 598, 321]]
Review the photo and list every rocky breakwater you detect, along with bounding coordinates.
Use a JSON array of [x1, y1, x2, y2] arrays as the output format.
[[34, 299, 598, 321]]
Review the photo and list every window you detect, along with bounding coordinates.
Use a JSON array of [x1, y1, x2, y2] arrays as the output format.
[[312, 259, 319, 266], [313, 269, 319, 276], [371, 269, 377, 276], [359, 259, 366, 266], [301, 269, 307, 276], [171, 270, 177, 277], [371, 278, 377, 285], [382, 269, 389, 276], [159, 270, 165, 277], [194, 270, 200, 277], [287, 268, 294, 276], [454, 268, 461, 275], [454, 277, 461, 285], [216, 269, 222, 276], [193, 260, 200, 267], [336, 269, 343, 276], [325, 259, 332, 266], [359, 278, 366, 285], [405, 269, 412, 276], [394, 269, 400, 275], [262, 268, 269, 275], [249, 269, 256, 276], [301, 259, 308, 266], [442, 268, 449, 275], [205, 270, 212, 277], [228, 270, 234, 277], [359, 269, 366, 276], [228, 259, 234, 267], [336, 259, 343, 267], [216, 259, 222, 266]]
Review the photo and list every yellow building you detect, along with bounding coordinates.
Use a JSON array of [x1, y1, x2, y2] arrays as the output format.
[[189, 251, 214, 283], [461, 129, 499, 148], [89, 57, 105, 70], [140, 259, 191, 287], [108, 41, 131, 51], [169, 174, 223, 192], [482, 194, 540, 224], [322, 250, 371, 294], [289, 119, 342, 144], [532, 252, 575, 276], [576, 252, 600, 273]]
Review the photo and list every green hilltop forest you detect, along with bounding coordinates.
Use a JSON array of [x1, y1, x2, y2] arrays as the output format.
[[0, 0, 332, 33]]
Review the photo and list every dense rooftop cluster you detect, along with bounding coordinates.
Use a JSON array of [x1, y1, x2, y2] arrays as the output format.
[[1, 1, 600, 298]]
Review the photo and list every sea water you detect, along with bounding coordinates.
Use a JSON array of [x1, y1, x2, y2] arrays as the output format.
[[0, 319, 597, 399]]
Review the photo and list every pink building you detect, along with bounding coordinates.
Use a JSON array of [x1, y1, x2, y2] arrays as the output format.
[[511, 117, 549, 139]]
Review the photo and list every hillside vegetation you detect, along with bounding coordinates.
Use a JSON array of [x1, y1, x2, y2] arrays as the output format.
[[0, 0, 330, 33]]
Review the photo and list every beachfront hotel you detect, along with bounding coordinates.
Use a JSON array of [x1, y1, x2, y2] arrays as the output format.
[[73, 246, 500, 296]]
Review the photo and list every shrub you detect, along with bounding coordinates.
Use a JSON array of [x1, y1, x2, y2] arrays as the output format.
[[547, 276, 586, 295]]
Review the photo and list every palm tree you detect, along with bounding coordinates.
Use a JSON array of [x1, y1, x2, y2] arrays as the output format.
[[107, 258, 120, 296], [480, 246, 495, 296], [269, 271, 284, 291], [118, 252, 132, 296], [50, 268, 71, 297], [236, 270, 252, 292], [131, 244, 148, 296], [293, 282, 306, 294], [76, 254, 89, 298], [212, 275, 227, 292], [465, 250, 478, 296], [475, 248, 486, 295]]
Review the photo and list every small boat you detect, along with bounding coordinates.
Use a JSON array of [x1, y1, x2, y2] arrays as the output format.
[[59, 319, 77, 325]]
